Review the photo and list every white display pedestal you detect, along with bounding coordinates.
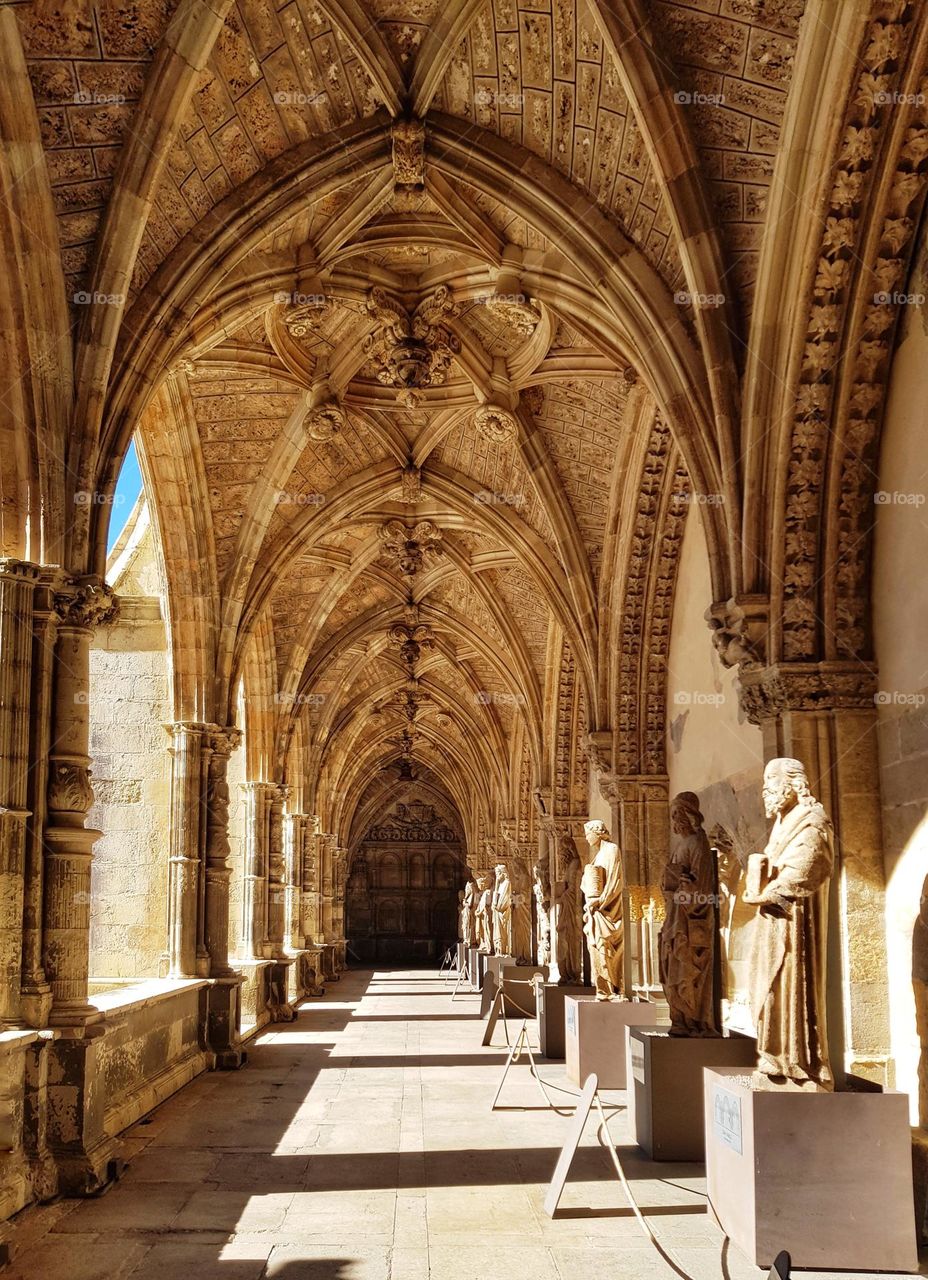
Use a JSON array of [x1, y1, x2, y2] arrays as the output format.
[[626, 1028, 755, 1160], [564, 997, 663, 1089], [455, 942, 466, 972], [703, 1067, 918, 1272], [536, 984, 590, 1059]]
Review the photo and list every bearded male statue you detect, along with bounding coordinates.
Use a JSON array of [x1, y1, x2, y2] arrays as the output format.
[[532, 854, 551, 966], [581, 819, 625, 999], [743, 757, 834, 1089]]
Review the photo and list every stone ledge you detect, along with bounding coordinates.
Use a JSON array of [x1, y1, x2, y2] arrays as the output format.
[[88, 977, 210, 1017], [0, 1029, 41, 1058]]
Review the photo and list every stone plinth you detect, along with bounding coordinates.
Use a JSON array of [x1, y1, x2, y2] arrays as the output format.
[[565, 997, 663, 1089], [479, 954, 514, 1015], [498, 965, 548, 1018], [536, 983, 591, 1059], [627, 1029, 755, 1160], [456, 943, 466, 972], [704, 1068, 918, 1271], [467, 947, 481, 986]]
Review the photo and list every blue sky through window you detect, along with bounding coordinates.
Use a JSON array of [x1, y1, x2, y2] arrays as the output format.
[[107, 439, 143, 554]]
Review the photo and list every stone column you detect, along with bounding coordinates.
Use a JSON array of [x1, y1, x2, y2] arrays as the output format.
[[166, 722, 206, 979], [738, 661, 891, 1086], [21, 573, 62, 1028], [0, 560, 40, 1027], [301, 821, 321, 945], [267, 785, 288, 959], [284, 811, 307, 952], [42, 577, 119, 1195], [43, 578, 117, 1024], [203, 726, 242, 976], [241, 782, 272, 960], [599, 773, 669, 995]]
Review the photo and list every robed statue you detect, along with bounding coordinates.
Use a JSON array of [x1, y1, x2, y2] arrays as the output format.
[[492, 863, 513, 955], [532, 854, 551, 966], [460, 877, 476, 948], [658, 792, 719, 1036], [743, 758, 834, 1089], [475, 871, 494, 953], [554, 835, 582, 984], [581, 819, 625, 999]]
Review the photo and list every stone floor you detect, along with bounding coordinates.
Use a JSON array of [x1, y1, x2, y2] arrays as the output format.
[[3, 968, 924, 1279]]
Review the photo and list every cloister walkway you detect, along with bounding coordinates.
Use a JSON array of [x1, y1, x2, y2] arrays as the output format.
[[3, 970, 919, 1280]]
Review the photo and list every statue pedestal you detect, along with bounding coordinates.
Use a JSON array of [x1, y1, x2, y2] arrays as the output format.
[[564, 997, 663, 1089], [479, 955, 514, 1015], [455, 943, 466, 972], [627, 1029, 755, 1160], [704, 1068, 918, 1271], [496, 964, 548, 1019], [535, 983, 590, 1059], [467, 947, 481, 986]]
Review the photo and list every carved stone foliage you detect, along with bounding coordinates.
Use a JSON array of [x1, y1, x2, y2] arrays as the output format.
[[617, 419, 688, 775], [388, 622, 434, 669], [782, 1, 928, 662], [392, 117, 425, 188], [55, 578, 118, 629], [47, 762, 94, 816], [378, 519, 444, 576], [305, 399, 345, 443], [364, 286, 460, 407], [737, 661, 878, 725], [473, 404, 518, 444]]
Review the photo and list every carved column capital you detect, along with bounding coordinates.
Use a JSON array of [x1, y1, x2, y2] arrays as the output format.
[[54, 576, 119, 629], [737, 661, 879, 725], [204, 725, 242, 758]]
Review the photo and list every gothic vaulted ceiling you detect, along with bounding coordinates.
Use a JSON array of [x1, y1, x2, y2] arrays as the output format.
[[5, 0, 928, 851]]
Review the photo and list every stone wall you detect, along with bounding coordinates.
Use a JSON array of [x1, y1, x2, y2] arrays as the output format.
[[874, 273, 928, 1121], [88, 597, 171, 980], [665, 504, 766, 1031]]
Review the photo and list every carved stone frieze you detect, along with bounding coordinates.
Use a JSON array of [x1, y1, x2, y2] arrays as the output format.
[[737, 661, 879, 725]]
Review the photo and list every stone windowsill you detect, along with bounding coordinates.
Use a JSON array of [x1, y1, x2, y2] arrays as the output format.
[[89, 976, 209, 1017]]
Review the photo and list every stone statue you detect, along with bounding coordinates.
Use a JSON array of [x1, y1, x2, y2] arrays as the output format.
[[582, 819, 625, 999], [460, 877, 476, 948], [554, 835, 582, 984], [659, 792, 719, 1036], [509, 857, 533, 963], [475, 872, 494, 953], [532, 854, 551, 966], [492, 863, 512, 955], [743, 758, 834, 1089]]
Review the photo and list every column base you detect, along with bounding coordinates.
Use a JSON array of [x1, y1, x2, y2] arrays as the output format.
[[205, 976, 247, 1070], [47, 1027, 123, 1197]]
